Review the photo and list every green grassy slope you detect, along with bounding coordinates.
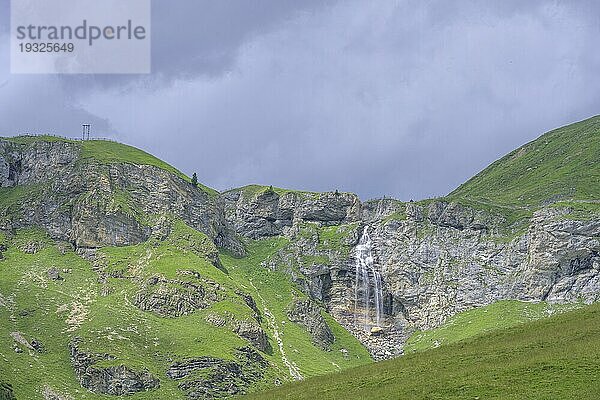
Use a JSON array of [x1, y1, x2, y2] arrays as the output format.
[[404, 300, 583, 353], [220, 239, 371, 378], [0, 227, 234, 399], [449, 115, 600, 208], [244, 302, 600, 400], [0, 226, 369, 399]]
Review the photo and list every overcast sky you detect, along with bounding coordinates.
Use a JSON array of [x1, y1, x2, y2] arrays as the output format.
[[1, 0, 599, 200]]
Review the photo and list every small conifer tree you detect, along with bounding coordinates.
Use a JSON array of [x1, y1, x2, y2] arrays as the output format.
[[191, 173, 198, 187]]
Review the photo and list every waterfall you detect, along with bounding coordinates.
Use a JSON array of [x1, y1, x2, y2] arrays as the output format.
[[354, 227, 383, 331]]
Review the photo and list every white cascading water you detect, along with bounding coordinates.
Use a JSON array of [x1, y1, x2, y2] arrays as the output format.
[[354, 227, 383, 331]]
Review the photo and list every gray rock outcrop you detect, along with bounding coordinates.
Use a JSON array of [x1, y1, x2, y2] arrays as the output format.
[[69, 339, 159, 395], [223, 187, 360, 239], [204, 313, 271, 353], [287, 299, 334, 350], [134, 274, 223, 317], [47, 267, 62, 281], [0, 139, 243, 255], [167, 346, 268, 399]]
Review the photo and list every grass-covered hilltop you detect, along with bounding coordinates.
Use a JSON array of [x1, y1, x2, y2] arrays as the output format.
[[0, 116, 599, 399], [449, 115, 600, 208]]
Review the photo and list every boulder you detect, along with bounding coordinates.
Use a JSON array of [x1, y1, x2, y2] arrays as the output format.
[[47, 267, 62, 281], [370, 326, 384, 336]]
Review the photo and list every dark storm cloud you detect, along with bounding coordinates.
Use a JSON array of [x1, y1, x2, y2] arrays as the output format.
[[1, 0, 600, 199], [151, 0, 334, 79], [0, 0, 332, 132], [56, 0, 335, 92]]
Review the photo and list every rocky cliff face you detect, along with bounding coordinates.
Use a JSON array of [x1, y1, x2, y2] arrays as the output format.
[[222, 187, 361, 239], [225, 189, 600, 358], [371, 203, 599, 328], [0, 139, 373, 399], [2, 137, 598, 365], [0, 139, 243, 255]]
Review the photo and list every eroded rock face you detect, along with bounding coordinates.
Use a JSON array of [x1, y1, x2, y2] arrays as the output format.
[[234, 321, 271, 353], [287, 299, 334, 350], [371, 205, 600, 332], [0, 139, 243, 255], [223, 188, 361, 239], [134, 274, 222, 317], [226, 194, 600, 358], [166, 346, 268, 399], [517, 208, 600, 302], [69, 340, 159, 395]]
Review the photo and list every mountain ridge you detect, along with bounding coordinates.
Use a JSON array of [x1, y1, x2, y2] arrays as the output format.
[[5, 114, 600, 207], [0, 116, 598, 399]]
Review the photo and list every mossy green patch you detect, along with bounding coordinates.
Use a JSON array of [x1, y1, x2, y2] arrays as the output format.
[[301, 255, 331, 266], [382, 210, 407, 223], [316, 224, 358, 259], [317, 224, 355, 249]]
